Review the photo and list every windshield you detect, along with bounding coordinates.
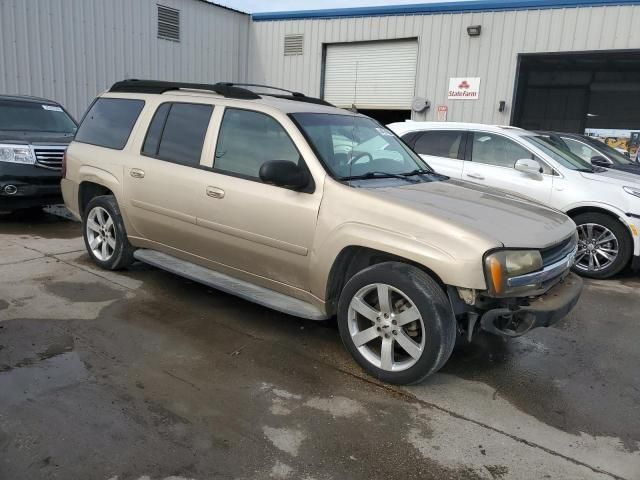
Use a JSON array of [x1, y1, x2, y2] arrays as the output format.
[[523, 135, 594, 171], [0, 100, 77, 133], [582, 136, 635, 165], [291, 113, 430, 179]]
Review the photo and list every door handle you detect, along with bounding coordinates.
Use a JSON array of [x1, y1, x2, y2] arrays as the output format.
[[466, 173, 485, 180], [206, 186, 225, 199], [130, 168, 145, 179]]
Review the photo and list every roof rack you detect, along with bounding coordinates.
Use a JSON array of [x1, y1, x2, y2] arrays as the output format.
[[109, 79, 334, 106]]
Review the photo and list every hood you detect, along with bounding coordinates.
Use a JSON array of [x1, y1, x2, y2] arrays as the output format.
[[363, 179, 575, 249], [580, 168, 640, 187], [0, 130, 74, 145]]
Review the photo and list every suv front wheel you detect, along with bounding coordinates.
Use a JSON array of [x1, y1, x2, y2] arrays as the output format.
[[83, 195, 135, 270], [337, 262, 456, 385]]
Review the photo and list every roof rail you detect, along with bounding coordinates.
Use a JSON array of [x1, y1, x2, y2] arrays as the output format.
[[222, 83, 334, 106], [109, 79, 261, 99], [109, 79, 334, 106]]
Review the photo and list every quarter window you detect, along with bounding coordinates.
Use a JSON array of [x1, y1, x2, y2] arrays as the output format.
[[214, 109, 299, 179], [75, 98, 145, 150], [142, 102, 213, 167], [470, 132, 533, 168], [413, 130, 464, 159]]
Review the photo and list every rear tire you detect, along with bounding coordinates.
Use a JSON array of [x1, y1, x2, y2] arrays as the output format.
[[82, 195, 135, 270], [337, 262, 456, 385], [572, 212, 632, 279]]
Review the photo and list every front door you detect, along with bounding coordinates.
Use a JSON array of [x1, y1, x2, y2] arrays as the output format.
[[194, 107, 323, 290], [462, 131, 554, 204]]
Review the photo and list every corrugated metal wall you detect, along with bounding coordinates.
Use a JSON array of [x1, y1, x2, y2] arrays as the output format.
[[0, 0, 249, 119], [248, 4, 640, 124]]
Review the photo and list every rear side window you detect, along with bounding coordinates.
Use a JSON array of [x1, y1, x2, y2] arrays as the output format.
[[142, 102, 213, 167], [414, 131, 464, 159], [75, 98, 144, 150]]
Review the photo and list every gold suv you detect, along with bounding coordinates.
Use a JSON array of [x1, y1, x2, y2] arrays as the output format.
[[62, 80, 582, 385]]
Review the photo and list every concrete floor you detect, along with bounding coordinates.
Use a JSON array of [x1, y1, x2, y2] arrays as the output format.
[[1, 208, 639, 480]]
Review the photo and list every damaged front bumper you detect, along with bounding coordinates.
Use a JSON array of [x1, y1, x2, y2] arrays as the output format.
[[479, 273, 583, 337]]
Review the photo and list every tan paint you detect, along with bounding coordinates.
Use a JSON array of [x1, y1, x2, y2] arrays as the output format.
[[62, 88, 577, 316]]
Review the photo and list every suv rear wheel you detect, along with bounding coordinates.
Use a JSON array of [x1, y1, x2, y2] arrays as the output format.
[[337, 262, 456, 385], [83, 195, 135, 270], [572, 212, 632, 279]]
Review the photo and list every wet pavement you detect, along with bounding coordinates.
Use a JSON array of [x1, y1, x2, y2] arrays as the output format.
[[1, 207, 639, 480]]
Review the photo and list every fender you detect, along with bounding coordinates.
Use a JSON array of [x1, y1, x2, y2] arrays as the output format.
[[78, 164, 122, 198], [309, 221, 488, 300]]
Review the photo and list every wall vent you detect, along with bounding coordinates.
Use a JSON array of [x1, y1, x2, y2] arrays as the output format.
[[157, 5, 180, 42], [284, 34, 303, 56]]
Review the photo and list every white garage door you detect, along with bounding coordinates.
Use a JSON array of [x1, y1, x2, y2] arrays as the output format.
[[323, 40, 418, 110]]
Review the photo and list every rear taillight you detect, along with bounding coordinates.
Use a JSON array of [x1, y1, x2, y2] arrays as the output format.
[[61, 150, 67, 178]]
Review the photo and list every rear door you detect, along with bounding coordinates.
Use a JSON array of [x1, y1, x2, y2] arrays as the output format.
[[409, 130, 466, 179], [124, 101, 215, 248], [462, 131, 554, 203]]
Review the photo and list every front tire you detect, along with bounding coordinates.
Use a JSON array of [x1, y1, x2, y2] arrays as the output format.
[[337, 262, 456, 385], [83, 195, 135, 270], [572, 212, 632, 279]]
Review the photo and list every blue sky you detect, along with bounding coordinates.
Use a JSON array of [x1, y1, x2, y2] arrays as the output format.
[[216, 0, 448, 13]]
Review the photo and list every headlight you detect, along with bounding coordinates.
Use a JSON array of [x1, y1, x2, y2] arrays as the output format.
[[623, 186, 640, 199], [0, 144, 35, 165], [484, 250, 543, 297]]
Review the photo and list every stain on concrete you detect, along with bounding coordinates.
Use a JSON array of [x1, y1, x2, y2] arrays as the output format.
[[263, 426, 306, 456], [0, 300, 8, 311], [303, 396, 364, 418], [44, 281, 122, 302], [0, 207, 80, 239]]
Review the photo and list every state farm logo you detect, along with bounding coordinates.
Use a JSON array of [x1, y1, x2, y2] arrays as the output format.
[[448, 77, 480, 99]]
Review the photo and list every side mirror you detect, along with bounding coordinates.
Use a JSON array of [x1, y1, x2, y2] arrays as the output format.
[[259, 160, 309, 190], [590, 155, 612, 167], [514, 158, 543, 176]]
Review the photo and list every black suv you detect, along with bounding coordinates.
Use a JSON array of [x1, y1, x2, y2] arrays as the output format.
[[0, 94, 77, 212]]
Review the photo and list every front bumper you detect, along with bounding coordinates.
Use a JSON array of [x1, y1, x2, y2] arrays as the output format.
[[480, 273, 583, 337], [0, 163, 62, 210]]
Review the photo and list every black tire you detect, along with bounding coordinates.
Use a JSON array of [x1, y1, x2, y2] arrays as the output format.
[[82, 195, 135, 270], [337, 262, 456, 385], [572, 212, 632, 279]]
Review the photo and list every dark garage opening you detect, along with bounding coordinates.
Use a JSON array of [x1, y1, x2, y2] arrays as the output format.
[[512, 50, 640, 133], [357, 109, 412, 125]]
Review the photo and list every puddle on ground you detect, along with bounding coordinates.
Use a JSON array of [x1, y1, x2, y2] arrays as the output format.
[[0, 206, 80, 239], [44, 281, 123, 302]]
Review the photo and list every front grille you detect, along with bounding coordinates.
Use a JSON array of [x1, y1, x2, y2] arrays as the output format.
[[540, 233, 578, 267], [33, 145, 67, 170]]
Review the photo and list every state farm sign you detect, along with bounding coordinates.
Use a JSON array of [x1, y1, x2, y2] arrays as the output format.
[[448, 77, 481, 100]]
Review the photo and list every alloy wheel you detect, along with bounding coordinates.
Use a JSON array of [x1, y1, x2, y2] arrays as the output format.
[[575, 223, 619, 272], [86, 206, 116, 261], [347, 283, 425, 372]]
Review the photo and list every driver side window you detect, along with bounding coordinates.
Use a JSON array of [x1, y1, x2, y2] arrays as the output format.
[[214, 108, 300, 179], [470, 132, 532, 168]]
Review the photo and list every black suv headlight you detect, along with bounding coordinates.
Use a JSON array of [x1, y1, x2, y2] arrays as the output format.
[[0, 144, 35, 165], [484, 250, 543, 297]]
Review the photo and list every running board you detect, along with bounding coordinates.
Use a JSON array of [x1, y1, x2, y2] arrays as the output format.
[[133, 249, 329, 321]]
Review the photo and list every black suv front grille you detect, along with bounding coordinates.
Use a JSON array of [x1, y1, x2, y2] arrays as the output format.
[[33, 145, 67, 170], [541, 233, 578, 267]]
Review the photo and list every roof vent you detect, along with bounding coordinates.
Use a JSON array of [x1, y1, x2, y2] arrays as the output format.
[[157, 5, 180, 42], [284, 34, 303, 56]]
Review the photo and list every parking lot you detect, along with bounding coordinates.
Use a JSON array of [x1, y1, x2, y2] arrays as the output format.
[[0, 208, 637, 480]]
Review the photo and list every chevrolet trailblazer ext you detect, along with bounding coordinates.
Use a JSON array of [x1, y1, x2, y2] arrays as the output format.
[[62, 80, 582, 384]]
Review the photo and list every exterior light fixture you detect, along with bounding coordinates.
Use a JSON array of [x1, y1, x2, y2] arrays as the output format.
[[498, 101, 506, 112], [467, 25, 482, 37]]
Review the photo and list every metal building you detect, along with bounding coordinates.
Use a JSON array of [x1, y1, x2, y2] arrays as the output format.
[[0, 0, 249, 119], [248, 0, 640, 131]]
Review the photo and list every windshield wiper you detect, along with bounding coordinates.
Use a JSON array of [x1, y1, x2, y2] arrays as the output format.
[[339, 171, 421, 182], [398, 168, 434, 177], [576, 167, 596, 173]]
